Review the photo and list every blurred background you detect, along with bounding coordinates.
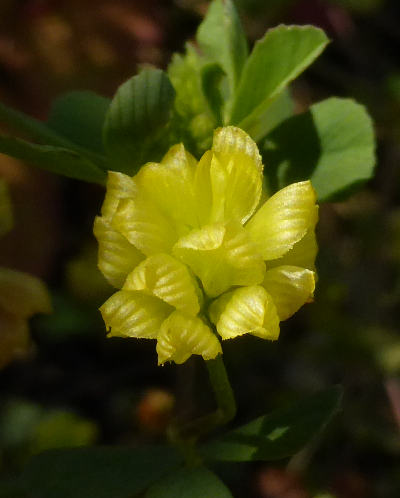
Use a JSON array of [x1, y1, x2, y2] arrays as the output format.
[[1, 0, 400, 497]]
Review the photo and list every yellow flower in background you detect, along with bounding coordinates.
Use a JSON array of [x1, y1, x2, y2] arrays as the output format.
[[0, 268, 52, 369], [94, 126, 318, 365], [0, 180, 52, 369]]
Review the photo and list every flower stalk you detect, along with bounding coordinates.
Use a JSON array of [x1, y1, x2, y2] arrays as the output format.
[[181, 354, 236, 440], [205, 354, 237, 426], [168, 353, 236, 464]]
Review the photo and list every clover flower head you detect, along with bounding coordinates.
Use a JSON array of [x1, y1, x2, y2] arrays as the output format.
[[94, 126, 318, 365]]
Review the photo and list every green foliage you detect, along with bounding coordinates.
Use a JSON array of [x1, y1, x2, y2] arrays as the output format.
[[0, 101, 81, 150], [0, 100, 107, 176], [47, 91, 110, 155], [246, 88, 294, 143], [196, 0, 248, 93], [229, 25, 329, 133], [103, 68, 175, 174], [18, 446, 182, 498], [200, 63, 226, 125], [168, 44, 216, 156], [201, 386, 342, 462], [262, 98, 376, 201], [145, 467, 233, 498], [0, 0, 376, 202], [10, 387, 342, 496], [0, 135, 106, 184]]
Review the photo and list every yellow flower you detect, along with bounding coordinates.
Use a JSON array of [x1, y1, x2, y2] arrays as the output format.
[[95, 127, 318, 365], [0, 268, 52, 369]]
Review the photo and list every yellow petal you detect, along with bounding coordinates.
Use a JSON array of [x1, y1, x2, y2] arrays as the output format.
[[134, 144, 199, 234], [193, 150, 214, 225], [101, 171, 137, 219], [0, 179, 13, 237], [212, 285, 280, 341], [123, 253, 202, 316], [262, 266, 315, 321], [100, 290, 171, 339], [0, 310, 30, 369], [205, 153, 227, 224], [0, 267, 51, 317], [94, 216, 144, 288], [156, 311, 221, 365], [267, 228, 318, 272], [211, 126, 263, 224], [192, 127, 263, 226], [173, 221, 265, 297], [113, 197, 178, 256], [208, 290, 234, 326], [245, 181, 317, 260]]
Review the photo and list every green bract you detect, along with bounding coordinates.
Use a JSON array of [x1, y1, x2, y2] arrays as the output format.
[[94, 127, 318, 365]]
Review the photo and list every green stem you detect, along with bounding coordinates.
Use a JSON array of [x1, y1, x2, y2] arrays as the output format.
[[172, 355, 237, 444], [0, 101, 107, 168], [206, 355, 237, 425]]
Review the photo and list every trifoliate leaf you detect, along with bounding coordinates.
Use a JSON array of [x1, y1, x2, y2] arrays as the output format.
[[262, 97, 376, 201], [197, 0, 248, 93], [0, 135, 106, 184], [103, 68, 175, 175], [230, 25, 329, 128]]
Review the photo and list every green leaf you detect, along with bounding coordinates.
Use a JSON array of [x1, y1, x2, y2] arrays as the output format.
[[19, 446, 182, 498], [201, 386, 342, 462], [145, 467, 233, 498], [245, 88, 294, 142], [201, 63, 226, 125], [103, 68, 175, 175], [0, 100, 107, 169], [0, 135, 106, 184], [47, 91, 110, 156], [168, 44, 216, 156], [229, 25, 329, 128], [262, 97, 376, 201], [0, 101, 76, 149], [196, 0, 248, 93]]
